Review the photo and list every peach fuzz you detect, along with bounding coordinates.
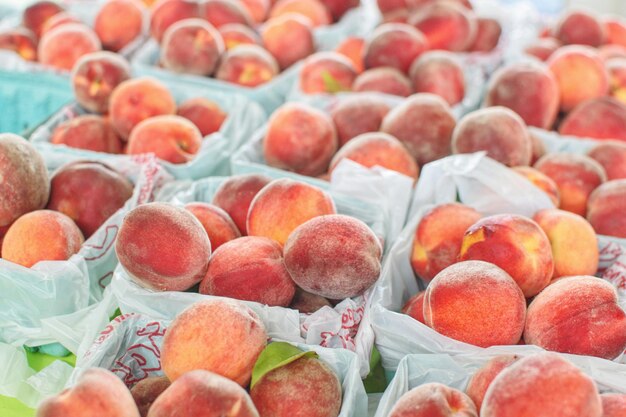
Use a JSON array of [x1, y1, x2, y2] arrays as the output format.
[[606, 18, 626, 47], [290, 287, 331, 313], [353, 67, 413, 97], [409, 1, 477, 52], [2, 210, 84, 268], [599, 44, 626, 61], [212, 174, 271, 235], [185, 203, 240, 250], [95, 0, 145, 52], [525, 276, 626, 360], [284, 214, 382, 299], [558, 97, 626, 142], [251, 356, 342, 417], [319, 0, 358, 21], [555, 10, 605, 47], [330, 95, 391, 147], [240, 0, 270, 22], [524, 37, 561, 61], [466, 355, 518, 412], [201, 0, 253, 29], [269, 0, 331, 27], [411, 203, 481, 282], [533, 208, 598, 279], [390, 383, 477, 417], [402, 291, 425, 324], [177, 97, 226, 137], [263, 102, 338, 176], [382, 9, 410, 24], [534, 153, 607, 216], [335, 37, 365, 73], [363, 23, 428, 74], [512, 166, 560, 206], [38, 24, 102, 71], [459, 214, 554, 297], [215, 44, 280, 87], [469, 17, 501, 52], [484, 62, 559, 130], [149, 0, 200, 41], [148, 370, 258, 417], [375, 0, 412, 14], [0, 28, 38, 61], [299, 51, 357, 94], [115, 202, 211, 291], [381, 93, 456, 166], [548, 45, 609, 112], [36, 368, 140, 417], [452, 107, 532, 167], [587, 179, 626, 238], [261, 14, 315, 70], [601, 394, 626, 417], [606, 58, 626, 104], [108, 77, 176, 140], [219, 23, 261, 50], [588, 141, 626, 180], [160, 299, 267, 385], [329, 132, 419, 180], [0, 134, 50, 228], [481, 353, 602, 417], [40, 12, 80, 35], [409, 51, 465, 106], [23, 1, 64, 38], [131, 376, 171, 417], [71, 51, 132, 114], [52, 116, 123, 154]]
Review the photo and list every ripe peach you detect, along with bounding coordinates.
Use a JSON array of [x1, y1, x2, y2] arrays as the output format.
[[587, 179, 626, 238], [131, 376, 171, 417], [587, 141, 626, 180], [319, 0, 358, 21], [529, 132, 547, 165], [382, 9, 409, 24], [299, 51, 357, 94], [335, 37, 364, 73], [51, 115, 123, 154], [330, 95, 391, 147], [262, 14, 314, 70], [95, 0, 144, 52], [116, 203, 211, 291], [512, 166, 560, 206], [0, 28, 37, 61], [269, 0, 331, 27], [605, 18, 626, 48], [149, 0, 200, 41], [401, 291, 425, 324], [466, 355, 519, 412], [599, 44, 626, 61], [240, 0, 270, 22], [202, 0, 253, 28], [409, 1, 477, 52], [215, 44, 280, 87], [606, 58, 626, 104], [601, 394, 626, 417], [363, 23, 428, 74], [376, 0, 411, 14], [411, 203, 482, 282], [38, 23, 102, 71], [559, 97, 626, 142], [176, 97, 226, 137], [23, 1, 64, 38], [554, 10, 605, 47], [524, 37, 560, 61], [219, 23, 261, 50], [409, 51, 465, 106], [352, 67, 413, 97], [40, 12, 81, 35], [290, 287, 331, 313], [390, 383, 477, 417], [185, 203, 240, 250], [469, 17, 501, 52]]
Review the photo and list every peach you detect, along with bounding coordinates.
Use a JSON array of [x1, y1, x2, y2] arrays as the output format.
[[352, 67, 413, 97], [2, 210, 84, 268], [469, 17, 501, 52], [558, 97, 626, 141], [601, 394, 626, 417], [363, 23, 428, 74], [588, 141, 626, 180], [512, 166, 560, 206], [484, 62, 560, 130], [160, 299, 267, 384], [148, 370, 258, 417], [115, 203, 211, 291], [219, 23, 261, 49], [262, 14, 315, 70], [411, 203, 482, 282], [459, 214, 554, 297], [71, 51, 132, 114], [36, 368, 140, 417], [382, 9, 409, 24], [409, 1, 477, 52], [177, 97, 227, 137], [381, 93, 456, 166], [423, 261, 526, 347], [0, 28, 37, 61], [269, 0, 332, 27], [525, 276, 626, 360], [534, 153, 607, 216], [202, 0, 253, 28], [0, 134, 50, 228], [240, 0, 270, 22], [330, 95, 391, 147], [376, 0, 412, 14], [149, 0, 200, 41], [329, 132, 419, 179], [599, 44, 626, 61], [284, 214, 382, 299], [47, 161, 133, 238], [290, 287, 331, 313], [51, 115, 123, 154], [251, 356, 342, 417], [299, 51, 357, 94], [40, 12, 81, 35], [108, 77, 177, 140], [401, 291, 425, 324], [161, 18, 225, 76], [200, 236, 295, 306], [131, 376, 171, 417], [548, 45, 609, 112], [605, 18, 626, 48], [466, 355, 518, 412], [524, 37, 560, 61], [390, 383, 477, 417], [247, 178, 336, 245], [38, 23, 102, 71], [215, 44, 280, 87], [263, 102, 338, 176], [335, 37, 364, 73], [212, 174, 272, 235], [481, 353, 602, 417], [185, 203, 241, 250], [409, 51, 465, 106], [587, 179, 626, 238], [127, 115, 203, 163], [95, 0, 145, 52], [606, 58, 626, 104], [529, 132, 546, 165], [452, 107, 532, 167], [319, 0, 358, 21], [23, 1, 64, 38], [554, 10, 605, 47]]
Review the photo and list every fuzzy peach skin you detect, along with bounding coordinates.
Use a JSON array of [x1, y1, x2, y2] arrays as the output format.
[[525, 276, 626, 360], [202, 0, 253, 29], [335, 37, 364, 73], [381, 93, 456, 166], [586, 179, 626, 238], [160, 299, 267, 385], [290, 287, 331, 313], [409, 51, 465, 106], [212, 174, 271, 235], [37, 368, 140, 417], [587, 141, 626, 180], [606, 18, 626, 47], [389, 382, 478, 417], [200, 236, 295, 306], [524, 37, 561, 61], [330, 95, 390, 147], [185, 203, 240, 250], [601, 394, 626, 417], [269, 0, 331, 27], [512, 167, 560, 206], [215, 44, 280, 87], [262, 14, 314, 70], [558, 97, 626, 142], [0, 28, 38, 61], [148, 370, 259, 417], [548, 45, 609, 113], [0, 134, 50, 228], [409, 1, 477, 52], [240, 0, 269, 22], [263, 102, 338, 176], [71, 51, 132, 114], [466, 355, 519, 412], [149, 0, 200, 41], [219, 23, 261, 50], [115, 202, 211, 291], [94, 0, 144, 52], [459, 214, 554, 298], [353, 67, 413, 97], [411, 203, 481, 282], [529, 132, 547, 165], [402, 290, 425, 324], [534, 153, 607, 216], [52, 115, 123, 154], [481, 353, 603, 417], [283, 214, 382, 299], [599, 44, 626, 61], [176, 97, 227, 137], [484, 62, 560, 130], [554, 10, 605, 47], [108, 77, 177, 140], [363, 23, 428, 74], [23, 1, 64, 38], [40, 12, 81, 35], [131, 376, 171, 417], [469, 17, 501, 52], [299, 51, 358, 94], [251, 356, 342, 417], [38, 23, 102, 71], [606, 58, 626, 104]]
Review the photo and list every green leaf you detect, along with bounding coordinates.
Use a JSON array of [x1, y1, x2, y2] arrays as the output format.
[[251, 342, 318, 389], [363, 346, 388, 393], [321, 71, 347, 94]]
